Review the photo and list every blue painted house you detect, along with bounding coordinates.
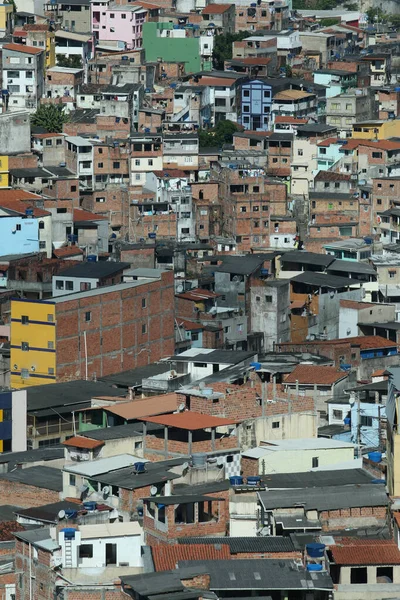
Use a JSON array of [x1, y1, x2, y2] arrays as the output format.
[[0, 215, 39, 256], [239, 79, 273, 131]]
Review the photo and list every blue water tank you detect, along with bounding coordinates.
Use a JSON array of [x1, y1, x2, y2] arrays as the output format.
[[148, 232, 156, 239], [87, 255, 97, 262], [306, 543, 325, 558], [121, 55, 128, 60], [25, 208, 34, 217], [61, 527, 76, 539], [133, 462, 146, 473], [83, 502, 97, 511], [307, 563, 323, 571], [230, 476, 243, 486], [368, 451, 382, 463], [260, 268, 269, 276], [250, 362, 261, 371], [65, 510, 78, 519], [395, 87, 400, 92], [364, 237, 373, 245], [371, 478, 386, 484], [343, 417, 351, 425], [247, 476, 261, 486]]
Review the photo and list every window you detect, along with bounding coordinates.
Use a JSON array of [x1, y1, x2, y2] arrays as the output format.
[[121, 13, 126, 18], [21, 315, 29, 325], [298, 149, 303, 156], [113, 161, 120, 169], [16, 224, 21, 231], [192, 333, 199, 341], [240, 206, 247, 212], [85, 311, 91, 322], [148, 159, 153, 166], [142, 324, 147, 334], [21, 342, 29, 352], [372, 152, 382, 159], [69, 474, 76, 486], [389, 271, 396, 279], [46, 139, 52, 147], [39, 241, 46, 249], [377, 199, 382, 205], [262, 205, 268, 211], [312, 457, 319, 468], [56, 280, 64, 290], [98, 162, 103, 168], [243, 90, 250, 97], [79, 544, 93, 559], [360, 415, 373, 427], [135, 159, 140, 166], [142, 298, 146, 308], [38, 221, 45, 230], [265, 295, 272, 303], [96, 197, 105, 203], [272, 421, 280, 429], [333, 409, 343, 420], [110, 12, 114, 17], [66, 281, 73, 290], [48, 314, 54, 322], [351, 567, 367, 584], [21, 369, 29, 379], [48, 341, 54, 349], [2, 409, 11, 422]]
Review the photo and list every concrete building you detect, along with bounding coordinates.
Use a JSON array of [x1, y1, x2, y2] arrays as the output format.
[[242, 438, 355, 475], [238, 79, 273, 131], [326, 89, 377, 138], [250, 279, 290, 351], [91, 2, 147, 50], [0, 389, 27, 453], [2, 43, 45, 112], [47, 0, 91, 33], [52, 261, 130, 296], [10, 270, 175, 387], [0, 110, 30, 154]]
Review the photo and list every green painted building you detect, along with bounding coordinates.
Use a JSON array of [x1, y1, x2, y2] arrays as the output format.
[[143, 22, 211, 74]]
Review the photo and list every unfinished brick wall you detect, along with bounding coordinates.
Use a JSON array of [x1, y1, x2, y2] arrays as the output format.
[[241, 456, 258, 477], [0, 481, 59, 508], [15, 539, 55, 600], [55, 270, 175, 380], [144, 429, 238, 458], [8, 154, 38, 170], [319, 506, 387, 530]]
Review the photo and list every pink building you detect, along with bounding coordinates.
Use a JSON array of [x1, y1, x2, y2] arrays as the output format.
[[91, 1, 147, 50]]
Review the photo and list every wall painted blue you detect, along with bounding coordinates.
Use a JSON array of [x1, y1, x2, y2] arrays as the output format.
[[0, 217, 39, 256], [239, 80, 272, 131]]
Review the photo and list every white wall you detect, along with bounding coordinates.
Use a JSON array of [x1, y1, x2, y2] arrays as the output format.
[[256, 446, 355, 474], [12, 389, 27, 452], [78, 534, 143, 568], [338, 306, 358, 339]]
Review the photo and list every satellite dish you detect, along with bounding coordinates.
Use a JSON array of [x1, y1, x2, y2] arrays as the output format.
[[150, 486, 158, 496], [58, 510, 66, 520], [102, 486, 111, 498]]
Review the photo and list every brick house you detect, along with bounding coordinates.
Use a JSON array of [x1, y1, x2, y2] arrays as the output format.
[[140, 411, 242, 460], [10, 269, 175, 387], [0, 465, 62, 508], [143, 492, 228, 545]]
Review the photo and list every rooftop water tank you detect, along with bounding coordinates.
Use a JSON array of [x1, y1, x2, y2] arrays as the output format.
[[250, 362, 261, 371], [247, 476, 261, 486], [368, 451, 382, 463], [61, 527, 76, 539], [133, 462, 146, 473], [307, 564, 323, 571], [83, 502, 97, 511], [230, 476, 243, 486], [306, 543, 325, 558], [192, 452, 207, 467], [87, 254, 97, 262]]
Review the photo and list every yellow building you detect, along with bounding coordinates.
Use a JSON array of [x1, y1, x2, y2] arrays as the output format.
[[46, 30, 56, 69], [11, 299, 56, 388], [352, 119, 400, 140], [0, 3, 13, 38], [0, 156, 9, 188]]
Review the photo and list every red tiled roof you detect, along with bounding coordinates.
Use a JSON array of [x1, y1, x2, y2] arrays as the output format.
[[138, 411, 241, 430], [202, 3, 233, 13], [275, 116, 308, 124], [0, 521, 27, 541], [78, 393, 178, 421], [339, 300, 376, 309], [371, 369, 388, 377], [0, 200, 50, 218], [62, 436, 104, 450], [153, 170, 187, 178], [131, 0, 159, 8], [305, 335, 395, 350], [0, 190, 42, 201], [314, 171, 351, 181], [317, 137, 341, 147], [176, 288, 219, 301], [232, 57, 271, 65], [331, 542, 400, 565], [284, 364, 347, 386], [177, 318, 204, 331], [358, 139, 400, 151], [152, 544, 231, 571], [3, 43, 43, 55], [267, 167, 291, 177], [22, 23, 49, 31], [198, 77, 236, 87], [53, 246, 84, 258], [73, 209, 108, 222]]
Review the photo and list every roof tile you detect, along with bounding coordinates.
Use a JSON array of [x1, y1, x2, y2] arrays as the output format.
[[62, 436, 104, 450], [138, 411, 241, 430], [284, 365, 347, 385], [331, 541, 400, 565], [152, 544, 231, 571]]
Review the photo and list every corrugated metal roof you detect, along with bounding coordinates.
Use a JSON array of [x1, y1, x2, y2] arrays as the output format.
[[63, 454, 146, 476]]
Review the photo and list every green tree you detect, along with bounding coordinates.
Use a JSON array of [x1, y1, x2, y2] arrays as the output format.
[[56, 54, 83, 68], [31, 104, 69, 133], [320, 17, 340, 26], [212, 31, 252, 70], [199, 119, 241, 148]]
